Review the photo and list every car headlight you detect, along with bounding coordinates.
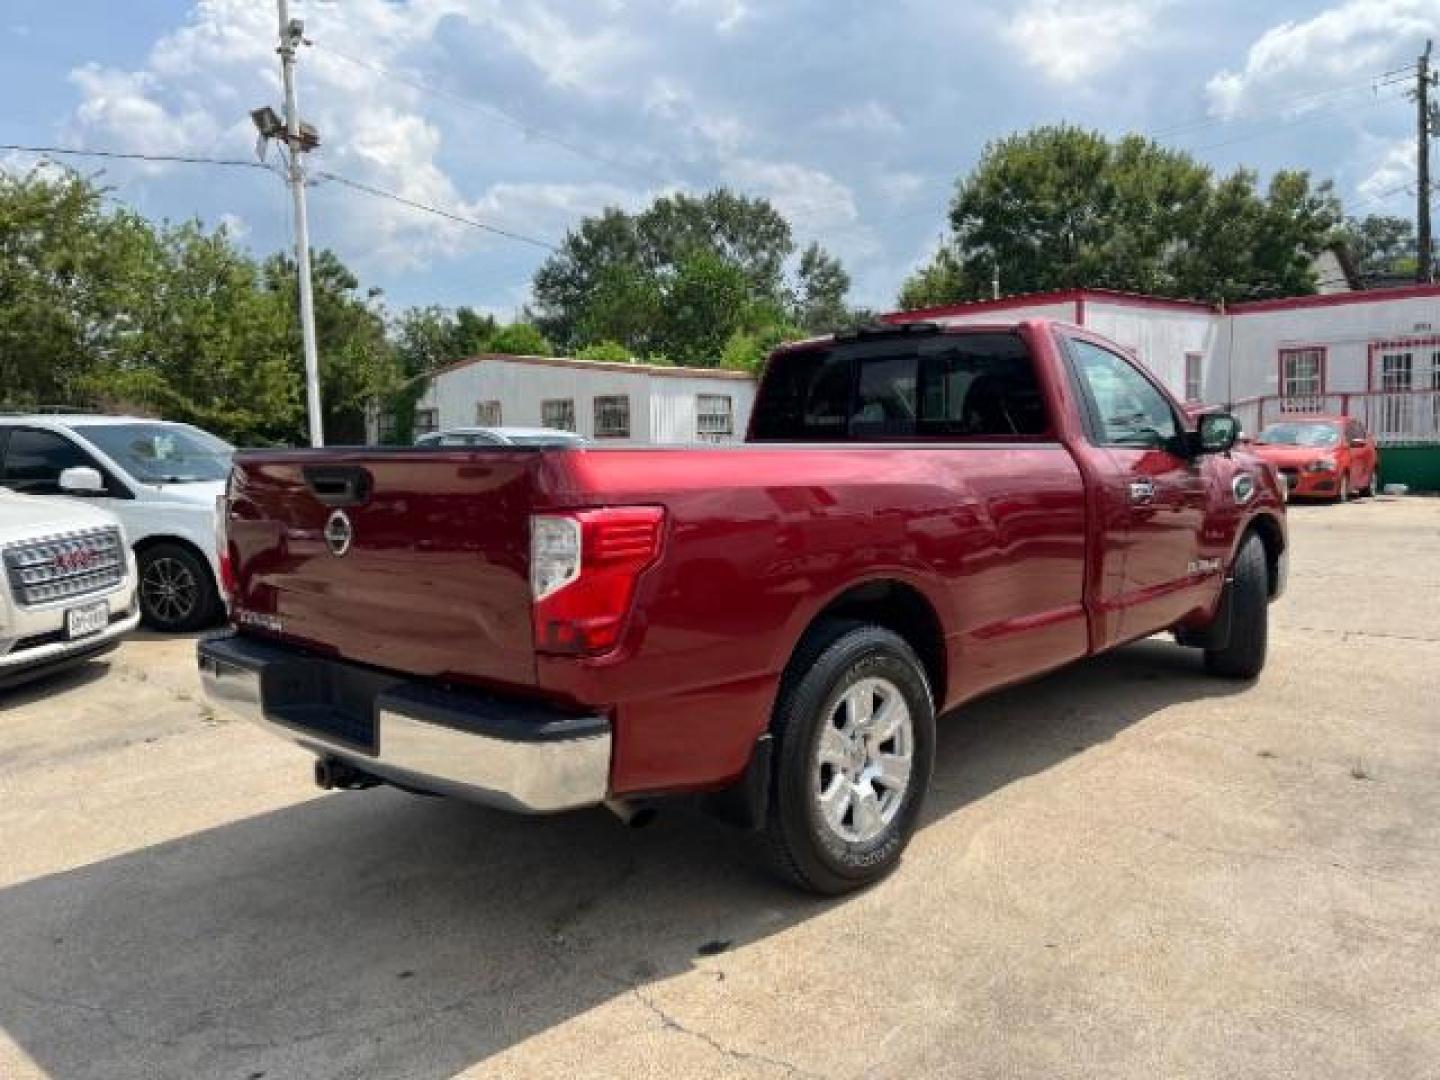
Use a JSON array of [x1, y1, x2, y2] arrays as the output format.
[[1307, 458, 1336, 472]]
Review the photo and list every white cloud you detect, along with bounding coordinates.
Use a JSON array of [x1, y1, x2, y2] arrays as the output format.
[[1000, 0, 1168, 83], [68, 65, 221, 158], [643, 76, 749, 156], [218, 211, 250, 239], [875, 171, 927, 203], [671, 0, 749, 33], [1356, 137, 1416, 205], [819, 101, 903, 136], [723, 159, 858, 230], [61, 0, 654, 269], [1206, 0, 1440, 119]]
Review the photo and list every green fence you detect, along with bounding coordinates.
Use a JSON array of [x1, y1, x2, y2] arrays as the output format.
[[1379, 445, 1440, 492]]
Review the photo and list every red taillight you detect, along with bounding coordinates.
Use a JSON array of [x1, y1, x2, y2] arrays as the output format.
[[215, 492, 236, 603], [532, 507, 665, 656]]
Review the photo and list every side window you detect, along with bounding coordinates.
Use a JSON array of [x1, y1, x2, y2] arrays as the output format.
[[917, 336, 1049, 436], [1069, 340, 1178, 449], [0, 428, 93, 494]]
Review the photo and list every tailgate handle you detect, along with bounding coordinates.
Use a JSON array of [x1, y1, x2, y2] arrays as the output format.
[[302, 466, 372, 507]]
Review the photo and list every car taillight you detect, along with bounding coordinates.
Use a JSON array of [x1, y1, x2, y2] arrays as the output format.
[[531, 507, 665, 656], [215, 492, 236, 602]]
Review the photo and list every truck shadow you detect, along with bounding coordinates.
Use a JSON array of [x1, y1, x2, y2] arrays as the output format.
[[0, 639, 1248, 1079]]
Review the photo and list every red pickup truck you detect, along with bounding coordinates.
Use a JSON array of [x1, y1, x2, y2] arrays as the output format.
[[200, 320, 1286, 893]]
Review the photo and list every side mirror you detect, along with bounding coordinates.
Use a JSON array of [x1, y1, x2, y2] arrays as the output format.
[[59, 466, 106, 495], [1348, 437, 1366, 449], [1196, 412, 1240, 455]]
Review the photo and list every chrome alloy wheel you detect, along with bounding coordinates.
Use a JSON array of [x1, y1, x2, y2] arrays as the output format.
[[813, 677, 914, 844], [141, 556, 199, 624]]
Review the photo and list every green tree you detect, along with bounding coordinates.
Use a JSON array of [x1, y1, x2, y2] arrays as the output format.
[[791, 242, 851, 333], [0, 167, 160, 408], [1335, 214, 1417, 280], [263, 249, 398, 445], [488, 322, 551, 356], [531, 188, 855, 364], [719, 320, 805, 374], [900, 125, 1341, 307], [574, 340, 632, 362], [85, 219, 299, 443]]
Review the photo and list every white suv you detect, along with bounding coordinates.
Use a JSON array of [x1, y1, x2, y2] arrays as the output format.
[[0, 415, 231, 632], [0, 485, 139, 688]]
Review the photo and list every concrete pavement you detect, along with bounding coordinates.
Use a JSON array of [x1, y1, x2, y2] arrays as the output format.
[[1, 497, 1437, 1079]]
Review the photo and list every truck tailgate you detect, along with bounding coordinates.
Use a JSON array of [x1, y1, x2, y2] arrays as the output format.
[[227, 450, 539, 689]]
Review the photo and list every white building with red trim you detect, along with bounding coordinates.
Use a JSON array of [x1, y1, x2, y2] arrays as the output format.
[[388, 352, 758, 446], [887, 285, 1440, 457]]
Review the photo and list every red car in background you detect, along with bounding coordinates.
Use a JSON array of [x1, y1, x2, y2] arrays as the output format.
[[1250, 415, 1379, 501]]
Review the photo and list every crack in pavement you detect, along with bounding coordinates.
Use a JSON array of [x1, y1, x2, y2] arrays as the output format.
[[607, 976, 818, 1078]]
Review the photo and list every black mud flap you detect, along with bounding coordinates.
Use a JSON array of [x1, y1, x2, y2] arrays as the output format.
[[701, 733, 772, 831], [1175, 574, 1236, 650]]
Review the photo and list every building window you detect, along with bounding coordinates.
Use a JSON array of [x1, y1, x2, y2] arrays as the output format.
[[541, 399, 576, 432], [475, 400, 502, 426], [1184, 352, 1203, 403], [1378, 350, 1414, 392], [593, 395, 630, 438], [414, 408, 439, 436], [696, 394, 734, 441], [1279, 347, 1324, 398]]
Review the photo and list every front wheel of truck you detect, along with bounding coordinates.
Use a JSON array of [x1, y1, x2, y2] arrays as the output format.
[[1204, 533, 1269, 680], [761, 621, 936, 895]]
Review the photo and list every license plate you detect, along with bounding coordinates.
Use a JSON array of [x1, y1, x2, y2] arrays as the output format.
[[66, 601, 110, 640]]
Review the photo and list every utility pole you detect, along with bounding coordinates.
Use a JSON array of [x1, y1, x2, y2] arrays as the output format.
[[1417, 40, 1436, 284], [277, 0, 324, 446]]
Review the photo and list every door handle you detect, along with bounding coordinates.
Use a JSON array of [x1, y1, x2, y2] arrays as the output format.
[[1128, 478, 1156, 505]]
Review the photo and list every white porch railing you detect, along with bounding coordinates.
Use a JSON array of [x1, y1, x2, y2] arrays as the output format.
[[1230, 390, 1440, 446]]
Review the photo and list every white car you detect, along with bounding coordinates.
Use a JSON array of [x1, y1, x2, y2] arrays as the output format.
[[0, 484, 139, 688], [0, 415, 231, 631], [414, 426, 590, 448]]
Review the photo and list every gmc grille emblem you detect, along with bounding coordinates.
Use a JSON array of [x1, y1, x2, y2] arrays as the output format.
[[53, 548, 98, 573], [324, 510, 353, 557]]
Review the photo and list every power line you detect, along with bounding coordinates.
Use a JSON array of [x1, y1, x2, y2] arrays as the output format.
[[0, 142, 277, 171], [1150, 65, 1417, 140], [314, 170, 560, 250], [1, 140, 560, 253], [1186, 91, 1409, 152]]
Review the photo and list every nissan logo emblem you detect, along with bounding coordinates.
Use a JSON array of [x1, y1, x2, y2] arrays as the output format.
[[324, 510, 353, 557]]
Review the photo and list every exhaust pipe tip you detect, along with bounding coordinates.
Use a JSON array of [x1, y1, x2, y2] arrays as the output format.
[[605, 798, 658, 829], [314, 756, 380, 792]]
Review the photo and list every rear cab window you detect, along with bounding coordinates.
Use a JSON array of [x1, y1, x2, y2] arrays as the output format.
[[751, 331, 1052, 441]]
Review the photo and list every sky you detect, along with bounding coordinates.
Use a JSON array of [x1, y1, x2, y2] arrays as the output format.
[[1, 0, 1435, 318]]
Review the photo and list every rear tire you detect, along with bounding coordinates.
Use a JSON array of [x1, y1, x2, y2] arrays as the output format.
[[760, 621, 936, 895], [138, 542, 220, 632], [1204, 534, 1268, 680]]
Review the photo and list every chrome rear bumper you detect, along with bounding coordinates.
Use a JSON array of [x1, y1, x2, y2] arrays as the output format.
[[198, 633, 611, 813]]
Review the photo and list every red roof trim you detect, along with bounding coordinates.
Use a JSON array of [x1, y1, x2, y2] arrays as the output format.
[[429, 352, 755, 381], [1229, 283, 1440, 313], [884, 288, 1213, 322]]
